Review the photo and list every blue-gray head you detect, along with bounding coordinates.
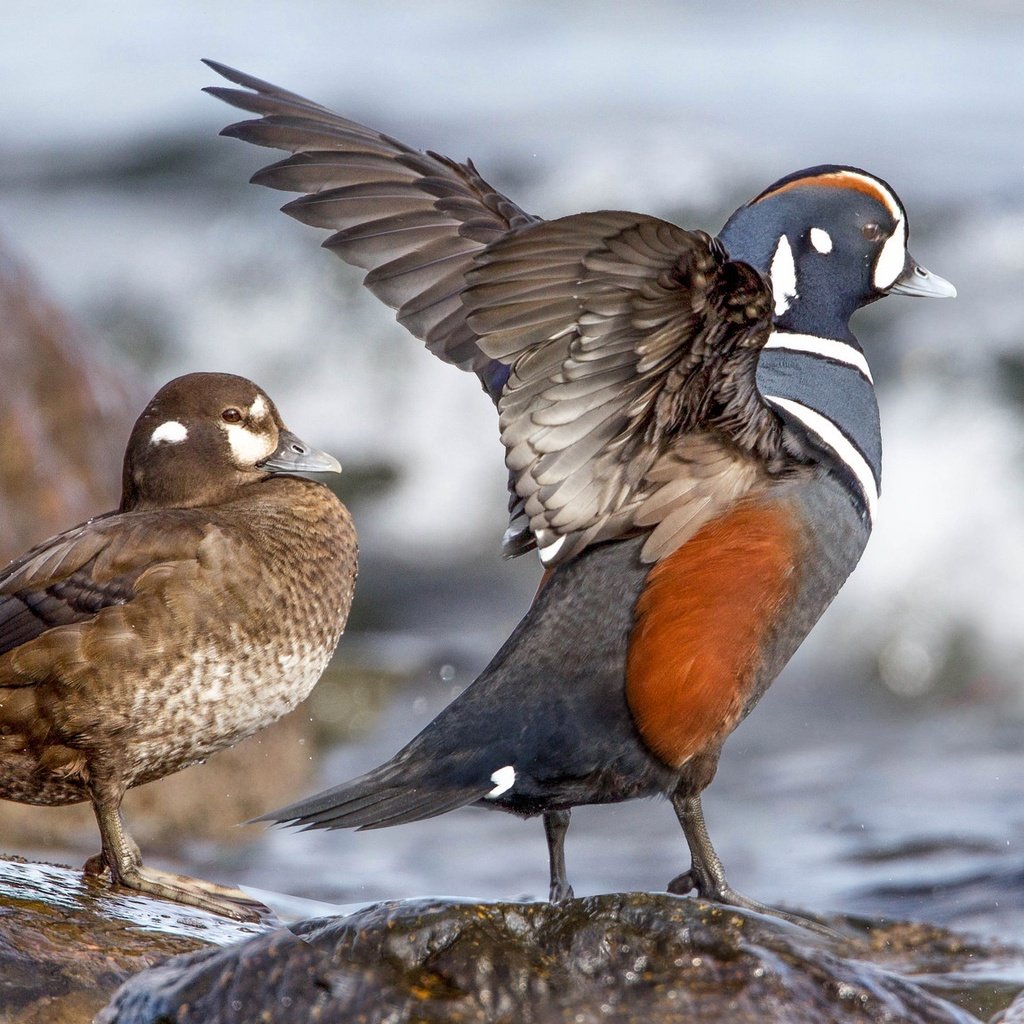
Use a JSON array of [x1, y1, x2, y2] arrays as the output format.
[[719, 165, 955, 337]]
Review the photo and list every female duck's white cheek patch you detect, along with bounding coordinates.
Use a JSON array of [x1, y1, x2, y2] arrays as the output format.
[[150, 420, 188, 445], [874, 218, 907, 290], [222, 422, 275, 465]]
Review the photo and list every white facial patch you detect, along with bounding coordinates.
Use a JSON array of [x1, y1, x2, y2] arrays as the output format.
[[221, 421, 276, 466], [809, 227, 833, 254], [486, 765, 516, 799], [770, 234, 798, 316], [873, 215, 907, 291], [250, 394, 268, 420], [150, 420, 188, 445]]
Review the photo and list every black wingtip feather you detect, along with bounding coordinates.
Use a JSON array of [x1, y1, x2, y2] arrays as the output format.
[[203, 59, 325, 110], [202, 59, 278, 96]]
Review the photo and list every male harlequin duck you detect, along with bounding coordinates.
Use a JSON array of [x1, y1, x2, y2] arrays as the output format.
[[206, 63, 954, 916], [0, 372, 356, 920]]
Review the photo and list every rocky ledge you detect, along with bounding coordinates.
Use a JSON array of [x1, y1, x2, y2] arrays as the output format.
[[99, 891, 1022, 1024], [2, 853, 1021, 1024]]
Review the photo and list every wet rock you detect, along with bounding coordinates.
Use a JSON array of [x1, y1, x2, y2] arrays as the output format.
[[99, 893, 1024, 1024], [0, 855, 263, 1024]]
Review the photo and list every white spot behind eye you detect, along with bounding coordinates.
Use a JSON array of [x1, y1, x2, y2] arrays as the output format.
[[810, 227, 833, 254], [150, 421, 188, 445], [250, 394, 268, 419], [873, 216, 907, 291], [770, 234, 798, 316], [221, 422, 275, 465], [486, 765, 516, 798]]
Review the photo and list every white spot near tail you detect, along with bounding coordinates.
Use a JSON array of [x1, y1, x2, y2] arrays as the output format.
[[770, 234, 798, 316], [150, 420, 188, 445], [486, 765, 516, 799], [809, 227, 833, 254]]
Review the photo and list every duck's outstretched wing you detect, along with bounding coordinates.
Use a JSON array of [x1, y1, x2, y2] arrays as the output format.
[[464, 211, 791, 565], [204, 60, 538, 396], [205, 64, 795, 568]]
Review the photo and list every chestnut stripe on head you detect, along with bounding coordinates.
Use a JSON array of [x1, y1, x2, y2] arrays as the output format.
[[751, 169, 902, 220]]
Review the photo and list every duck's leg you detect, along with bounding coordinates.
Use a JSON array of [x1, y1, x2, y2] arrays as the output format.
[[86, 776, 267, 923], [667, 792, 837, 937], [543, 809, 574, 903], [667, 793, 742, 900]]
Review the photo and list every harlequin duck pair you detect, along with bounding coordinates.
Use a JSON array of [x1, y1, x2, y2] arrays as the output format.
[[1, 60, 956, 924], [205, 62, 955, 916], [0, 373, 356, 921]]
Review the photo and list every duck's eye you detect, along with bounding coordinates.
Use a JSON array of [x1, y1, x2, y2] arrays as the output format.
[[861, 223, 883, 242], [221, 407, 243, 423]]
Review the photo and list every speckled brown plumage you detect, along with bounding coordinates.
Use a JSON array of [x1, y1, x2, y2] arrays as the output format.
[[0, 372, 356, 919]]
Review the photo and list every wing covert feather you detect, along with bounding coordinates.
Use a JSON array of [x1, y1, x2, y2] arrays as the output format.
[[463, 212, 788, 564]]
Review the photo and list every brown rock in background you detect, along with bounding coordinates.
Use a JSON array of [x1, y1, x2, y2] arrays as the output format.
[[0, 240, 138, 564]]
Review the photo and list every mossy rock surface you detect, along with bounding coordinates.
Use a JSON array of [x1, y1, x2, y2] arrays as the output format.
[[99, 893, 1024, 1024]]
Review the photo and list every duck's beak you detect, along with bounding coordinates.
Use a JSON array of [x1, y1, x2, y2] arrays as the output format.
[[259, 429, 342, 474], [890, 255, 957, 299]]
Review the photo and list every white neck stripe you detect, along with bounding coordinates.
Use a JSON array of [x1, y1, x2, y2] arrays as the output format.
[[763, 395, 878, 521], [764, 331, 874, 383]]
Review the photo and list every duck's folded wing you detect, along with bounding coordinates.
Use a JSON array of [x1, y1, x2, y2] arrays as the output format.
[[463, 211, 791, 566], [0, 512, 210, 669]]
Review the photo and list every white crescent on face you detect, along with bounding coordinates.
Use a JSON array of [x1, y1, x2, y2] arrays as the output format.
[[770, 234, 798, 316], [873, 215, 907, 291], [219, 395, 277, 466]]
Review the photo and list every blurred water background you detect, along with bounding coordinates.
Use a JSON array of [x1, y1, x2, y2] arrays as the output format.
[[0, 1, 1022, 940]]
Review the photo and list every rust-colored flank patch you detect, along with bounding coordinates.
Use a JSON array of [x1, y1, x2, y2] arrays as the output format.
[[625, 500, 801, 769]]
